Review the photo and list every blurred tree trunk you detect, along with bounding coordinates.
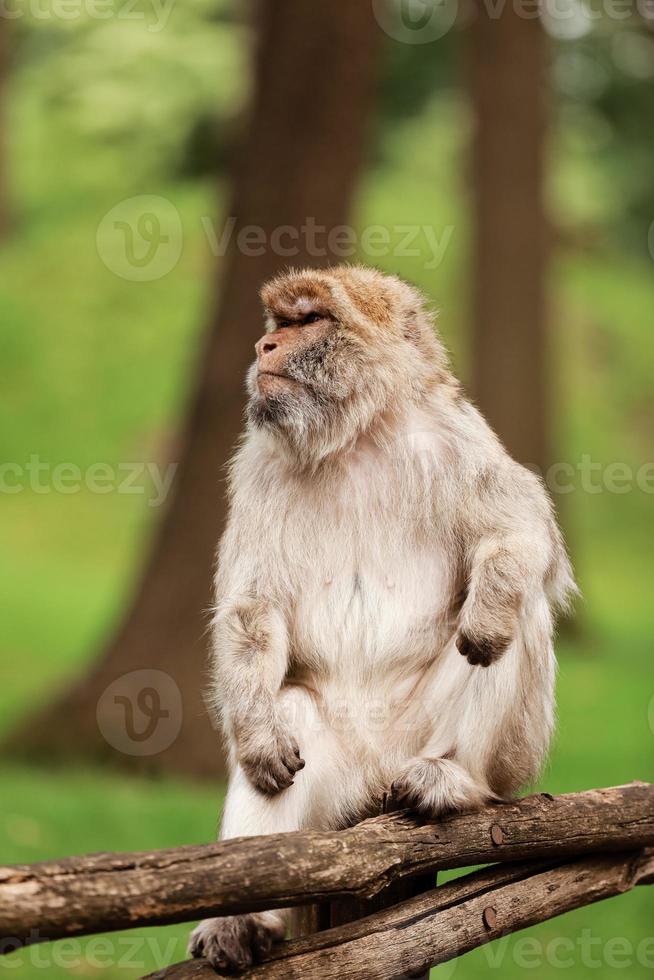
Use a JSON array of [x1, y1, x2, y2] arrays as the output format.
[[0, 18, 12, 239], [8, 0, 381, 778], [468, 0, 550, 475]]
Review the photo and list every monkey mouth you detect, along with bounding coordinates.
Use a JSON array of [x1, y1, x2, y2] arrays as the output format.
[[257, 370, 292, 380], [256, 371, 304, 389]]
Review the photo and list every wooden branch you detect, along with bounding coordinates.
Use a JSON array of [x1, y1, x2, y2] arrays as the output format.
[[145, 849, 654, 979], [1, 783, 652, 948]]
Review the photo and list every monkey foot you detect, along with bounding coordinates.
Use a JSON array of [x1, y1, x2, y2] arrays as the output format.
[[189, 912, 285, 974], [390, 756, 488, 818]]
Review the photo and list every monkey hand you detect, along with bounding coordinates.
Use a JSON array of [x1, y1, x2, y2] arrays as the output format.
[[455, 629, 513, 668], [238, 721, 305, 795]]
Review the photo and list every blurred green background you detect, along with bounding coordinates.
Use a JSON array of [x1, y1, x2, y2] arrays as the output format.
[[0, 0, 653, 977]]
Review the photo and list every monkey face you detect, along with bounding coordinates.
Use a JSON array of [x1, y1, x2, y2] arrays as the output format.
[[246, 313, 362, 449], [252, 300, 358, 398], [247, 265, 449, 462]]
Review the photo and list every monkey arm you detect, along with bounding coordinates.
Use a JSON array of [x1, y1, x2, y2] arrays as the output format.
[[211, 597, 305, 794], [455, 533, 542, 666], [454, 460, 559, 668]]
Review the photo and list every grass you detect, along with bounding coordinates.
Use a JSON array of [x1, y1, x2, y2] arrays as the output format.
[[0, 766, 223, 977], [0, 23, 653, 979]]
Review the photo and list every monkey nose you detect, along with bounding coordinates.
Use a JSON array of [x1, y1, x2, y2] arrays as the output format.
[[255, 337, 279, 359]]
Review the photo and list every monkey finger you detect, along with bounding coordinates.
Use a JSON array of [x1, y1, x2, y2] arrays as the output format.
[[249, 758, 289, 795], [280, 763, 297, 782], [283, 753, 305, 774], [254, 771, 280, 795], [271, 760, 295, 789]]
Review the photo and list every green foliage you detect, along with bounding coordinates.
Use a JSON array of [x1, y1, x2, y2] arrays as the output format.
[[379, 15, 654, 254], [11, 0, 246, 196]]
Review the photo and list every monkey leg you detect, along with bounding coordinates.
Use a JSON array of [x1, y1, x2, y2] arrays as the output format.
[[390, 600, 555, 817], [190, 684, 370, 972]]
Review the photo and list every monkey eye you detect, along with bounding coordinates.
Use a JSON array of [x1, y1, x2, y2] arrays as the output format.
[[304, 312, 322, 325]]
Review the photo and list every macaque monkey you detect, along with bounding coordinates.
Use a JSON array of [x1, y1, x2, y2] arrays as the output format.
[[190, 265, 576, 972]]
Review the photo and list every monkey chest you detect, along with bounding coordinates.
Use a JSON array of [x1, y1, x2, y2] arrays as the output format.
[[290, 545, 453, 671]]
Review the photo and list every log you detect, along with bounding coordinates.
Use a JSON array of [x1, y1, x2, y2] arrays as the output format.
[[318, 794, 434, 980], [1, 783, 652, 948], [290, 788, 433, 980], [144, 849, 654, 979]]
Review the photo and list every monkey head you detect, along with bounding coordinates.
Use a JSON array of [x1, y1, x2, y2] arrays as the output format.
[[247, 265, 452, 464]]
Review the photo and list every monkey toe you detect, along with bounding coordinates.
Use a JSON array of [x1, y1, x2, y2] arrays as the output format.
[[390, 757, 488, 819], [390, 776, 424, 812], [189, 917, 253, 973], [189, 914, 283, 974], [250, 918, 277, 959]]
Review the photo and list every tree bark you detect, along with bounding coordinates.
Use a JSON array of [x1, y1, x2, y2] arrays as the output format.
[[292, 795, 433, 980], [147, 849, 654, 979], [6, 0, 381, 777], [469, 0, 550, 474], [2, 783, 652, 947]]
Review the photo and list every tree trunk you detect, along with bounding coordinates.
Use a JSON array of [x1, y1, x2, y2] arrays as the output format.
[[469, 0, 550, 475], [7, 0, 381, 777], [0, 17, 12, 239]]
